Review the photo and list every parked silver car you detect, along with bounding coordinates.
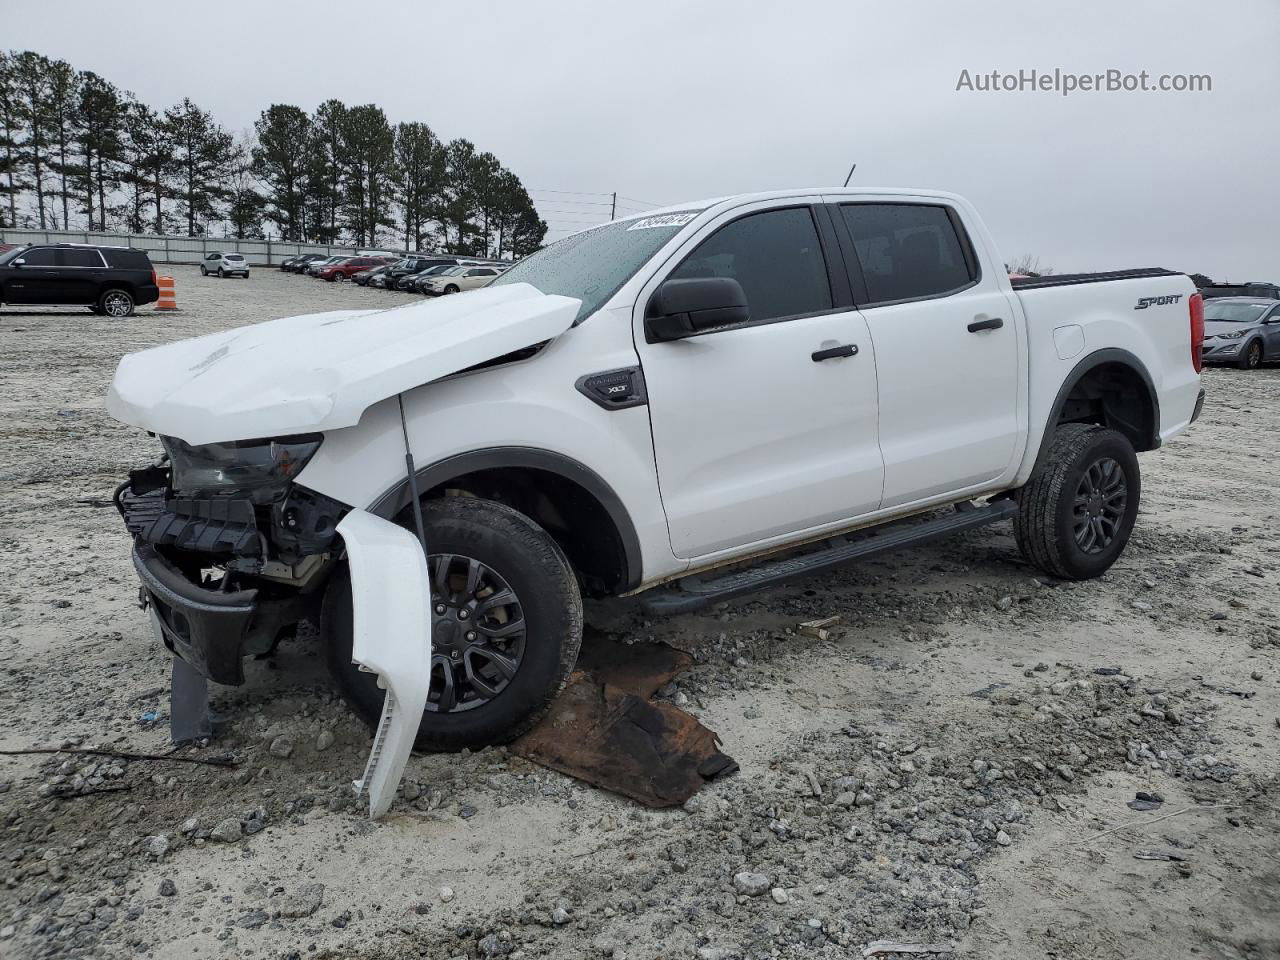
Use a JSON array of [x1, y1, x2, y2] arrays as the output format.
[[1201, 297, 1280, 369], [199, 251, 250, 278]]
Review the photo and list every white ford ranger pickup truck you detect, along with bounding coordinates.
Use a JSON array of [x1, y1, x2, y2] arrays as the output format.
[[106, 188, 1206, 816]]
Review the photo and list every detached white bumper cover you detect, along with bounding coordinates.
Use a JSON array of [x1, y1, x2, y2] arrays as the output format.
[[105, 283, 580, 446], [336, 509, 433, 819]]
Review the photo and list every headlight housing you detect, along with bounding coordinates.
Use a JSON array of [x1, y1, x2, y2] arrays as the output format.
[[162, 434, 323, 504], [1216, 329, 1247, 340]]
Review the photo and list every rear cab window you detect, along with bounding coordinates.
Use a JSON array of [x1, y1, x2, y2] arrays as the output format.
[[837, 203, 978, 305]]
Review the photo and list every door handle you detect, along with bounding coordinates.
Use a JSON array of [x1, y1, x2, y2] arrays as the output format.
[[967, 317, 1004, 333], [811, 343, 859, 362]]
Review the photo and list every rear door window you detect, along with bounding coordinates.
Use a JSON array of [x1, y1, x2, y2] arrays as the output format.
[[838, 203, 976, 304], [64, 249, 104, 267], [668, 207, 832, 324]]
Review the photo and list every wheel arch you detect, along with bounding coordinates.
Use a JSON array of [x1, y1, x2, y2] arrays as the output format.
[[1032, 348, 1160, 475], [367, 446, 642, 595]]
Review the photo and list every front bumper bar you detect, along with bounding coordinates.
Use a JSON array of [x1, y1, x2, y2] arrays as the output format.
[[133, 544, 308, 685], [134, 544, 259, 685]]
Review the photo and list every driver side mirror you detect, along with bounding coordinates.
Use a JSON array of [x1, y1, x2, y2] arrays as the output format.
[[645, 277, 750, 342], [12, 258, 25, 267]]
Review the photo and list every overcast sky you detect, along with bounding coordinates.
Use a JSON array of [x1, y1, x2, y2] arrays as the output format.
[[6, 0, 1276, 279]]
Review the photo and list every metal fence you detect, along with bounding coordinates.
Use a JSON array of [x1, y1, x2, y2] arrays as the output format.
[[0, 228, 398, 266]]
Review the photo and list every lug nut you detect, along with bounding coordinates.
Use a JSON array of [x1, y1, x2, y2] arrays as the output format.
[[435, 604, 446, 615], [458, 609, 469, 620], [466, 632, 476, 641]]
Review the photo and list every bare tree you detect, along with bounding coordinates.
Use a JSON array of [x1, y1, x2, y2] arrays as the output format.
[[1007, 254, 1054, 277]]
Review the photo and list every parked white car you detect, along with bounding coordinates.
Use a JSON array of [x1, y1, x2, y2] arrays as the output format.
[[106, 187, 1205, 816], [200, 251, 250, 278], [421, 264, 501, 295]]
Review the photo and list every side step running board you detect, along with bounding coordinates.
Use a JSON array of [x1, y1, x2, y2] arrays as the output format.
[[641, 499, 1018, 615]]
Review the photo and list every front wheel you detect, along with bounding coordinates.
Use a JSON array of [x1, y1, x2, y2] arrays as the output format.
[[1013, 424, 1140, 580], [444, 284, 459, 294], [323, 497, 583, 752], [1238, 340, 1263, 370]]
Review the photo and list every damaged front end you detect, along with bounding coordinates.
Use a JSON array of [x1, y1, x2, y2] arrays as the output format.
[[116, 436, 342, 683], [116, 435, 431, 818]]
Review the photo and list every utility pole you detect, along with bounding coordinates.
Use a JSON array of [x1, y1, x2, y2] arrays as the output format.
[[610, 192, 616, 221]]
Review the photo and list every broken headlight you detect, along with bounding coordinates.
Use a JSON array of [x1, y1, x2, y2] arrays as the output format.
[[161, 434, 322, 505]]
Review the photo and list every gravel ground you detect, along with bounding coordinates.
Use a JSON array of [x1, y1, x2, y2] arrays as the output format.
[[0, 270, 1276, 960]]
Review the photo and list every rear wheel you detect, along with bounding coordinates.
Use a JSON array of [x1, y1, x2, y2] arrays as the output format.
[[98, 289, 135, 318], [323, 497, 583, 751], [1014, 424, 1140, 580], [200, 266, 208, 276], [217, 267, 226, 278], [1238, 340, 1263, 370]]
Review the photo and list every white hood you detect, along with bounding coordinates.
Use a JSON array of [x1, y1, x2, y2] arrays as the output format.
[[106, 283, 581, 445]]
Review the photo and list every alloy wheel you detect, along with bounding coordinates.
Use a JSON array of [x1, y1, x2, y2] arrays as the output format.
[[102, 292, 131, 317], [1072, 456, 1127, 554], [426, 554, 526, 713], [1247, 342, 1262, 368]]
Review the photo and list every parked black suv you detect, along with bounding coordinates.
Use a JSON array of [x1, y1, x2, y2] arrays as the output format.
[[383, 255, 458, 289], [0, 243, 159, 317]]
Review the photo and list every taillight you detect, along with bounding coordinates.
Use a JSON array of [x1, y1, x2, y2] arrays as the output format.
[[151, 267, 158, 287], [1189, 292, 1204, 373]]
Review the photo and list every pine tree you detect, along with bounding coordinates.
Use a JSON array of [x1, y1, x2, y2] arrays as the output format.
[[226, 136, 264, 238], [393, 121, 443, 252], [13, 51, 53, 228], [440, 138, 479, 253], [0, 52, 27, 229], [252, 104, 311, 240], [471, 151, 503, 257], [311, 99, 347, 242], [73, 72, 125, 231], [338, 104, 396, 246], [45, 59, 81, 229], [163, 98, 234, 235], [118, 99, 166, 233]]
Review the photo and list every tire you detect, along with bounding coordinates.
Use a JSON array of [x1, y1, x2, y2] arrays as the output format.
[[200, 266, 208, 276], [323, 497, 583, 752], [217, 267, 226, 278], [98, 289, 135, 318], [1013, 424, 1140, 580], [444, 284, 459, 294], [1238, 340, 1263, 370]]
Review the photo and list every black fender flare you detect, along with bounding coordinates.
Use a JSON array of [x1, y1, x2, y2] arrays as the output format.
[[1032, 347, 1161, 475], [367, 446, 643, 591]]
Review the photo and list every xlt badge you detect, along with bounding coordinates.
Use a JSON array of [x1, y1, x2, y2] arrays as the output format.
[[575, 367, 648, 410]]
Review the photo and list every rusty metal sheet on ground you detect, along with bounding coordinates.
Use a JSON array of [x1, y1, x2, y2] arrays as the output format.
[[512, 634, 738, 807]]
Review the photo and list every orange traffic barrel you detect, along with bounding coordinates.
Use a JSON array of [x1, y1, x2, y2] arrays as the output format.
[[155, 276, 178, 311]]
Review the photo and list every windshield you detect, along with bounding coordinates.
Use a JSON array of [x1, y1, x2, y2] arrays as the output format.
[[439, 266, 467, 277], [1205, 302, 1269, 323], [0, 245, 28, 265], [423, 264, 452, 276], [489, 211, 704, 321]]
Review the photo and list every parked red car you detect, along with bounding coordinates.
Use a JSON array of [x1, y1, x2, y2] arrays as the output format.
[[316, 256, 393, 281]]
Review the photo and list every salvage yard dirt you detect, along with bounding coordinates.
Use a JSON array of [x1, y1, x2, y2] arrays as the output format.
[[0, 271, 1277, 960]]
